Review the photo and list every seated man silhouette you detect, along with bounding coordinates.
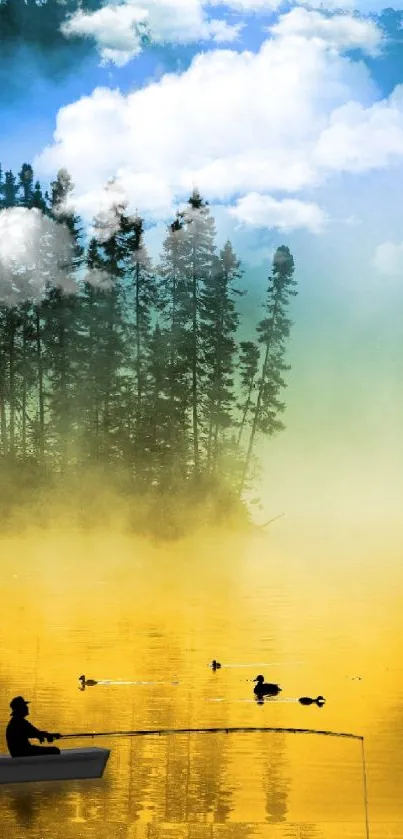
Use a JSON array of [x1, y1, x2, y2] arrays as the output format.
[[6, 696, 61, 757]]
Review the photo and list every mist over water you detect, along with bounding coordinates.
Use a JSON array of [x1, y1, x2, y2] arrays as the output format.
[[0, 521, 401, 837]]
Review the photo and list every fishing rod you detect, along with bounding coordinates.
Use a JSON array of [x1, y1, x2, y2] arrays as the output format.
[[60, 725, 361, 741]]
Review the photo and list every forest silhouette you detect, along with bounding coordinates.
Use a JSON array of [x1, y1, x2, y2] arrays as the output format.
[[0, 164, 297, 538]]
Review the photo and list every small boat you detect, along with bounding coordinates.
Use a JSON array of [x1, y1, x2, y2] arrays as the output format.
[[0, 747, 110, 785]]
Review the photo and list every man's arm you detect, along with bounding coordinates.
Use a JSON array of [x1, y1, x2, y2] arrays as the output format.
[[24, 721, 61, 743], [23, 720, 47, 742]]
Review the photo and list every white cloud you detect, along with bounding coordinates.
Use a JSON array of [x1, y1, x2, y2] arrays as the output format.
[[35, 9, 402, 234], [314, 86, 403, 172], [270, 7, 383, 55], [71, 171, 175, 228], [228, 192, 327, 232], [372, 241, 403, 277], [208, 18, 244, 42], [61, 0, 243, 66]]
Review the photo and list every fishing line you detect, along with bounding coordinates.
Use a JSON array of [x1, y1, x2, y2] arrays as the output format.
[[361, 737, 370, 839], [60, 726, 370, 835]]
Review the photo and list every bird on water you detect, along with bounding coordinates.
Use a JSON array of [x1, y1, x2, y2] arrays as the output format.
[[298, 695, 325, 707], [253, 675, 282, 697], [78, 675, 98, 691]]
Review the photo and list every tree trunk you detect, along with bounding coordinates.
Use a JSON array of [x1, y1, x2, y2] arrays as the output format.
[[22, 327, 27, 458], [8, 312, 16, 458], [191, 260, 199, 477], [237, 377, 255, 448], [36, 308, 45, 462], [239, 298, 279, 495]]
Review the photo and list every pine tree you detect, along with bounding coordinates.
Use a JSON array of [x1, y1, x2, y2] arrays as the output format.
[[80, 199, 128, 466], [32, 180, 49, 214], [121, 212, 157, 477], [3, 170, 19, 207], [157, 214, 190, 484], [39, 168, 83, 469], [0, 168, 21, 459], [201, 241, 243, 475], [18, 163, 35, 208], [178, 188, 216, 479], [239, 246, 297, 493]]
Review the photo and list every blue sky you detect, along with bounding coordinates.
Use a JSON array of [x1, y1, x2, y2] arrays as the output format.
[[2, 0, 403, 517], [1, 2, 402, 177]]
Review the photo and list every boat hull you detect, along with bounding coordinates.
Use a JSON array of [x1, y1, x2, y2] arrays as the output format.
[[0, 747, 110, 785]]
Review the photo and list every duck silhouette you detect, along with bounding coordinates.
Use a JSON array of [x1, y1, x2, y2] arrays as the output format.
[[78, 674, 98, 691], [210, 660, 222, 671], [298, 695, 326, 707], [253, 675, 281, 697]]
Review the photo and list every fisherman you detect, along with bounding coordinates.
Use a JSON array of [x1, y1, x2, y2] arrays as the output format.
[[6, 696, 61, 758]]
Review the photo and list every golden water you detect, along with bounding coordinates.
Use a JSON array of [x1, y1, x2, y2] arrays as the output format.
[[0, 523, 402, 838]]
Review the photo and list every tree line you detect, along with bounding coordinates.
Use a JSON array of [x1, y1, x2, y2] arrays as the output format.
[[0, 162, 297, 532]]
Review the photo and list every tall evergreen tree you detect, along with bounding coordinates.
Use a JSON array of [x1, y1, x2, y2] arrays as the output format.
[[157, 215, 190, 483], [239, 246, 297, 493], [178, 188, 216, 478], [0, 168, 21, 458], [201, 241, 242, 474], [3, 170, 19, 207], [80, 200, 128, 466], [39, 168, 83, 468], [18, 163, 35, 207], [121, 212, 156, 476]]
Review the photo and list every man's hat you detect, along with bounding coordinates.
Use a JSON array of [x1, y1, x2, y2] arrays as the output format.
[[10, 696, 30, 711]]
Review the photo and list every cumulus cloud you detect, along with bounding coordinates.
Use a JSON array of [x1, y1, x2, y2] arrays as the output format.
[[61, 0, 243, 66], [372, 240, 403, 277], [270, 7, 383, 55], [314, 86, 403, 171], [35, 8, 401, 235], [228, 192, 327, 233]]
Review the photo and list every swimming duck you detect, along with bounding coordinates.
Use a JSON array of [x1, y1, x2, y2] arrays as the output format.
[[253, 675, 281, 697], [210, 660, 222, 671], [78, 675, 98, 691], [298, 695, 326, 707]]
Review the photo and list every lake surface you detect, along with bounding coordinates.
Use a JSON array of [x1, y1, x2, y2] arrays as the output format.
[[0, 522, 401, 838]]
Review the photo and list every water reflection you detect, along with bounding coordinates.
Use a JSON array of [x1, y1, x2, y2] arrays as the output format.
[[0, 529, 402, 837], [262, 733, 289, 823]]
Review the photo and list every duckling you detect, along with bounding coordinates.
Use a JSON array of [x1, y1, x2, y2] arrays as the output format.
[[253, 675, 281, 697], [210, 660, 222, 671], [78, 674, 98, 691], [298, 695, 326, 707]]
